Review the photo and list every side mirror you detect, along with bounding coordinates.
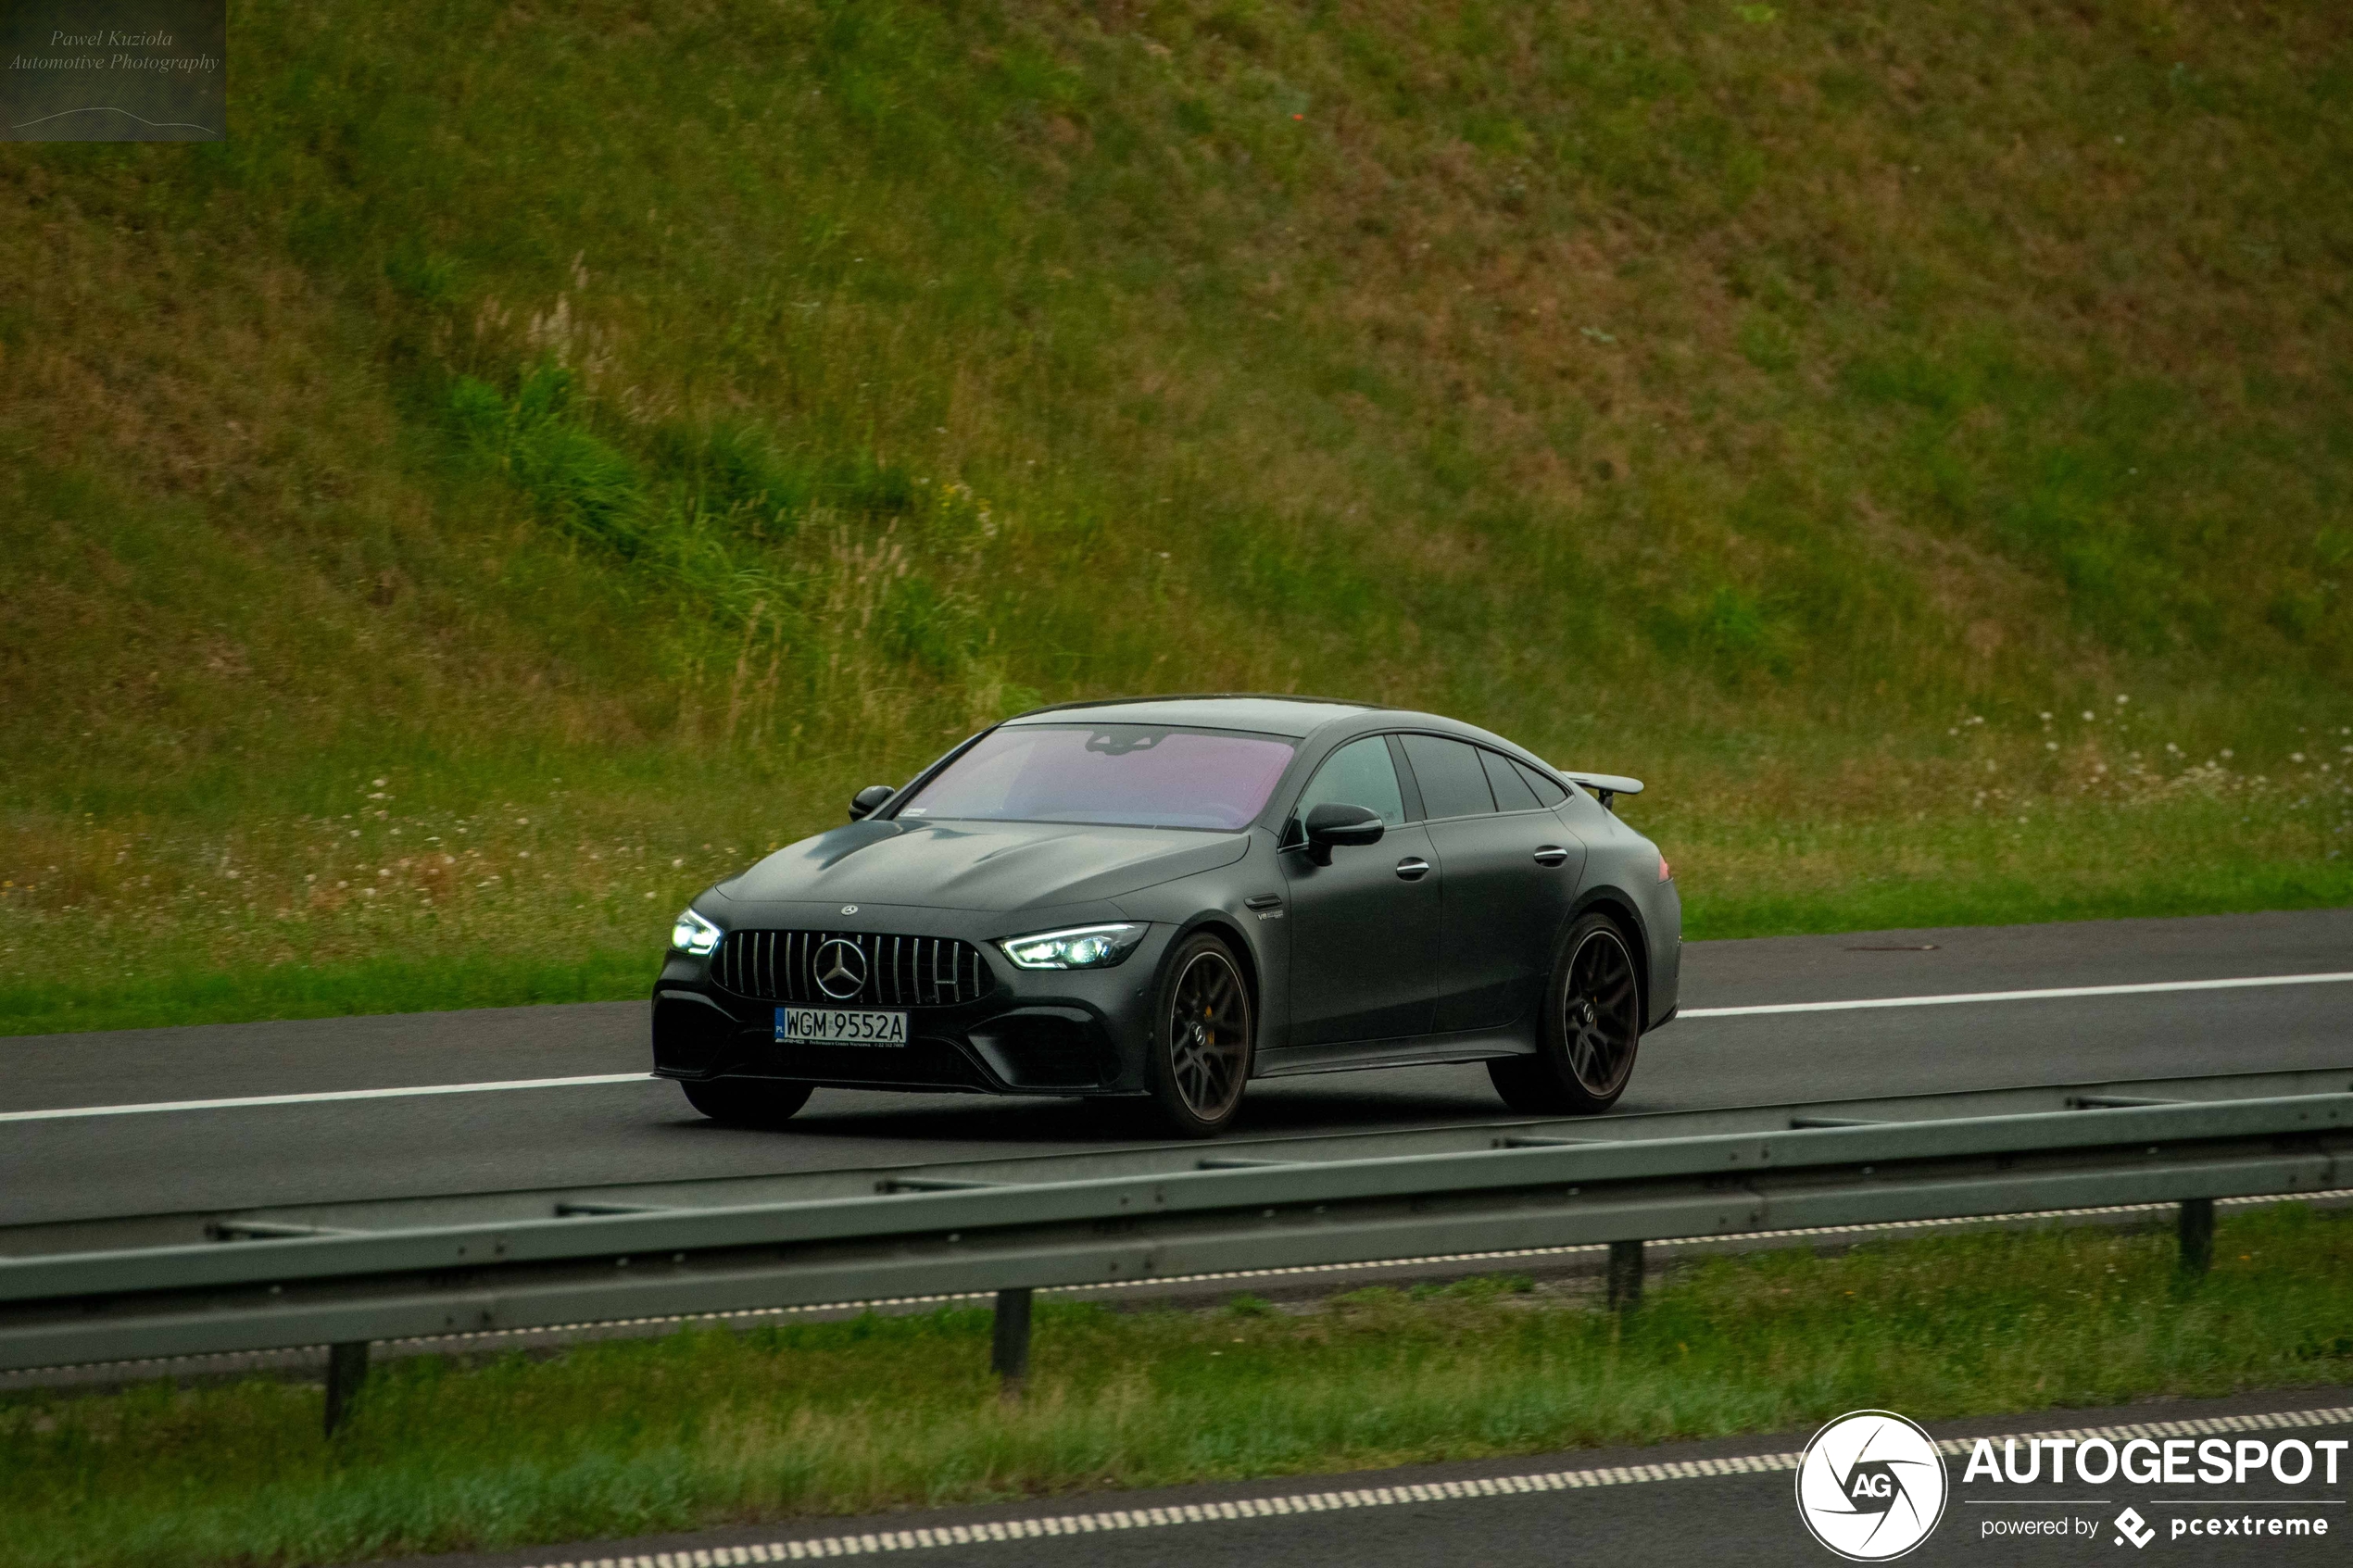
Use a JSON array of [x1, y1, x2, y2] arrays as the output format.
[[848, 784, 897, 821], [1302, 802, 1385, 865]]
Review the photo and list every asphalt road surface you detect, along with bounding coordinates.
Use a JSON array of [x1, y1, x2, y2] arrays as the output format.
[[4, 908, 2348, 1226], [396, 1388, 2353, 1568]]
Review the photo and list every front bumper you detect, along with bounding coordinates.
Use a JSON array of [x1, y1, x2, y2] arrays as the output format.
[[652, 916, 1174, 1098]]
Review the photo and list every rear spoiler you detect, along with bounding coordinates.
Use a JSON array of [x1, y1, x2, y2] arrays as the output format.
[[1559, 770, 1644, 811]]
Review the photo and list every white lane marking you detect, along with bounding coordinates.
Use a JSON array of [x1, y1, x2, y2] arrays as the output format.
[[14, 972, 2343, 1119], [514, 1406, 2353, 1562], [0, 1073, 655, 1123], [1681, 971, 2353, 1019]]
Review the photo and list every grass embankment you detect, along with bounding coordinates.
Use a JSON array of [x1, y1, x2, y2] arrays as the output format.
[[4, 1207, 2349, 1568], [4, 2, 2351, 1032]]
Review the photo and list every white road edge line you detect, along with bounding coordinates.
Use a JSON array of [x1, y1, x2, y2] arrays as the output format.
[[0, 1073, 655, 1123], [13, 970, 2352, 1120], [511, 1405, 2353, 1563], [1681, 971, 2353, 1019]]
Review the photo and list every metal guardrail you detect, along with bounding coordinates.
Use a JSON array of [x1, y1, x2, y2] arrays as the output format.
[[2, 1077, 2347, 1428], [10, 1066, 2348, 1257]]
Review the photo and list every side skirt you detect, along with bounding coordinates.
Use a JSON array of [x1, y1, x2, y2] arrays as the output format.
[[1252, 1025, 1537, 1079]]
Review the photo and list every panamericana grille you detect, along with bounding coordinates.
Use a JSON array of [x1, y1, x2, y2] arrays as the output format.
[[712, 930, 995, 1009]]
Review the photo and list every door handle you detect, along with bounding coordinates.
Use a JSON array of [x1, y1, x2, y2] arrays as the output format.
[[1394, 857, 1431, 881], [1533, 846, 1569, 867]]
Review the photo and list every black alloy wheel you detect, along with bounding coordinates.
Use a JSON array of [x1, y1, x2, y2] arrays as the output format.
[[1488, 912, 1642, 1116], [681, 1076, 814, 1128], [1146, 933, 1255, 1136]]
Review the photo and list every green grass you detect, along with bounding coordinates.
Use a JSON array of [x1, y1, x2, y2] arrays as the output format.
[[5, 1206, 2348, 1568], [4, 1, 2351, 1030]]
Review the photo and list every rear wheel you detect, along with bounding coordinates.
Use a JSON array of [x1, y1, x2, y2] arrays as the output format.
[[680, 1077, 813, 1128], [1144, 933, 1254, 1137], [1489, 913, 1642, 1116]]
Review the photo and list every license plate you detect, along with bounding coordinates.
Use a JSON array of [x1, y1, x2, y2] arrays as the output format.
[[774, 1007, 908, 1047]]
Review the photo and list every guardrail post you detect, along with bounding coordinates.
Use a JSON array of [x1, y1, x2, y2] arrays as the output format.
[[323, 1340, 370, 1436], [2177, 1198, 2215, 1279], [1606, 1240, 1644, 1311], [991, 1287, 1032, 1399]]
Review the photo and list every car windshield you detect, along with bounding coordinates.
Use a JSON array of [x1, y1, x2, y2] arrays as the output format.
[[898, 723, 1298, 831]]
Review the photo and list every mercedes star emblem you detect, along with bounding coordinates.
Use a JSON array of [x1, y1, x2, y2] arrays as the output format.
[[813, 936, 868, 1000]]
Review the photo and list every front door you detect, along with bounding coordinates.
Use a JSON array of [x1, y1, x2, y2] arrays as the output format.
[[1277, 734, 1443, 1046]]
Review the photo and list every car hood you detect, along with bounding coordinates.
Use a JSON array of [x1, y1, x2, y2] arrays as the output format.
[[717, 819, 1253, 913]]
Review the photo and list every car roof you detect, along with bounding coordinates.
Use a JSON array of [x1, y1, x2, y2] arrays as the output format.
[[1003, 694, 1378, 738]]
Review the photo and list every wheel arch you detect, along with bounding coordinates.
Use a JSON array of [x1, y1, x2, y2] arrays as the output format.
[[1567, 885, 1652, 1026], [1166, 911, 1263, 1019]]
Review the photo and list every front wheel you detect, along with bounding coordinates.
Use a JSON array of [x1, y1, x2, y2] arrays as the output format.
[[1489, 912, 1642, 1116], [680, 1076, 814, 1128], [1143, 933, 1255, 1137]]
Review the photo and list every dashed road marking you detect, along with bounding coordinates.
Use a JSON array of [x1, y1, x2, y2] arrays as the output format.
[[516, 1406, 2353, 1562]]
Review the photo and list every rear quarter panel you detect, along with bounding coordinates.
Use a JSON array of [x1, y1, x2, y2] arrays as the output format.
[[1557, 786, 1681, 1028]]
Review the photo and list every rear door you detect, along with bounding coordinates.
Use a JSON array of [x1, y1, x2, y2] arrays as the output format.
[[1398, 734, 1584, 1034], [1276, 734, 1444, 1046]]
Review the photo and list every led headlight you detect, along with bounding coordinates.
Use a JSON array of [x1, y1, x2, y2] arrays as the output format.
[[671, 907, 723, 957], [996, 922, 1144, 971]]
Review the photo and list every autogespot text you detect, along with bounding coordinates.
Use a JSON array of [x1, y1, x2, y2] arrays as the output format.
[[1966, 1435, 2344, 1546]]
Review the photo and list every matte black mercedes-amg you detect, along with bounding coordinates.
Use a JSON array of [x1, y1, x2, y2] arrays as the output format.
[[653, 696, 1680, 1135]]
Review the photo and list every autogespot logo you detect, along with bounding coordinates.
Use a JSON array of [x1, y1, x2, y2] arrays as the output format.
[[1796, 1411, 1951, 1562]]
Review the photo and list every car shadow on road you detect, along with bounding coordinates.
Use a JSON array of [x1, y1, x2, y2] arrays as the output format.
[[673, 1062, 1545, 1149]]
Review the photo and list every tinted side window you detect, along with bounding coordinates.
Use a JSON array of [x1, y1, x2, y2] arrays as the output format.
[[1515, 760, 1569, 807], [1400, 734, 1495, 819], [1295, 735, 1407, 827], [1479, 748, 1541, 811]]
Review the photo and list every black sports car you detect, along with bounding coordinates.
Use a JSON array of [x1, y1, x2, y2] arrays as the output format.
[[653, 696, 1680, 1135]]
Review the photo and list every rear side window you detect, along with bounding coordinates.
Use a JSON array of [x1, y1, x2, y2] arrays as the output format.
[[1295, 735, 1407, 827], [1479, 748, 1542, 811], [1400, 734, 1495, 820], [1515, 760, 1569, 807]]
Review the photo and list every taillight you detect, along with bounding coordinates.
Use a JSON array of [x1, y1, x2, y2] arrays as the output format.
[[1658, 855, 1673, 883]]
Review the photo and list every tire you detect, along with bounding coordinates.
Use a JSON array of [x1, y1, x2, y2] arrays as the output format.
[[1488, 912, 1642, 1116], [679, 1076, 814, 1128], [1143, 933, 1255, 1137]]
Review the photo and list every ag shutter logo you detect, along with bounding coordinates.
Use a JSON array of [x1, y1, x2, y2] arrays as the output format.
[[1795, 1411, 1950, 1561]]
